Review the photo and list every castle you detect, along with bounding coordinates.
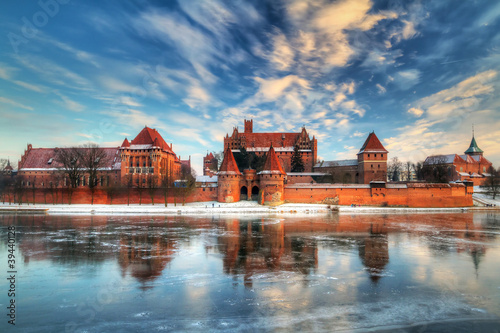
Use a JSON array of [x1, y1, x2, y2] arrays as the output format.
[[17, 127, 184, 189], [11, 120, 475, 208], [424, 135, 492, 185], [223, 119, 318, 172]]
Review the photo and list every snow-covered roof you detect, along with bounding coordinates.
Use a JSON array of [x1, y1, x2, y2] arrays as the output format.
[[286, 184, 371, 189], [129, 144, 153, 149], [287, 172, 328, 176], [424, 154, 457, 164], [458, 172, 470, 176], [315, 159, 358, 168], [386, 184, 407, 189], [196, 175, 218, 183]]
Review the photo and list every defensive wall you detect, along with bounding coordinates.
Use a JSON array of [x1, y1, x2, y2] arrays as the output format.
[[283, 182, 473, 208], [2, 182, 473, 208], [2, 187, 218, 206]]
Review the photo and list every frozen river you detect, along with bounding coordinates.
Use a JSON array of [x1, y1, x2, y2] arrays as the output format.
[[1, 212, 500, 332]]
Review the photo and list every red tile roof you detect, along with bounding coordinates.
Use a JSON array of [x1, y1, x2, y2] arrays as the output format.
[[219, 147, 241, 175], [131, 127, 174, 153], [358, 132, 388, 154], [19, 147, 120, 170], [121, 138, 130, 148], [261, 145, 286, 175]]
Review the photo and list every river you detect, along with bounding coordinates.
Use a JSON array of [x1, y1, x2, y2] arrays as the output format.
[[1, 212, 500, 332]]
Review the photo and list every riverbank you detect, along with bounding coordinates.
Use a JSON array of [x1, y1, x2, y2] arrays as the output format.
[[1, 201, 495, 215]]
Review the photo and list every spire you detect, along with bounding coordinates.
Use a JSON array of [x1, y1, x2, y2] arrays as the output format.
[[5, 159, 13, 171], [261, 145, 286, 175], [465, 135, 484, 155], [219, 147, 241, 175]]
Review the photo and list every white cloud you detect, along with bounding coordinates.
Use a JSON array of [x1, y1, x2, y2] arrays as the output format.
[[13, 80, 46, 93], [54, 92, 85, 112], [376, 84, 386, 94], [392, 69, 421, 90], [410, 70, 497, 119], [0, 97, 33, 110], [408, 107, 424, 117]]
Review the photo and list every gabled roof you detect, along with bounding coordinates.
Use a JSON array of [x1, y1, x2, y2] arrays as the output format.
[[357, 132, 388, 154], [464, 136, 484, 154], [219, 147, 241, 175], [424, 154, 465, 165], [260, 145, 286, 175], [18, 147, 121, 170], [459, 154, 479, 164], [130, 127, 174, 153], [315, 159, 358, 168], [206, 152, 215, 159]]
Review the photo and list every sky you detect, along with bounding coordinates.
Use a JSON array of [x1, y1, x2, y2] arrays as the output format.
[[1, 0, 499, 175]]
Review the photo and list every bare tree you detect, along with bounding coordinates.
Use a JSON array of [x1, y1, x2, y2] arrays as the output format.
[[161, 171, 172, 207], [121, 174, 134, 206], [412, 161, 424, 181], [55, 147, 83, 204], [388, 157, 403, 182], [104, 178, 120, 205], [179, 165, 197, 206], [147, 173, 159, 205], [404, 161, 412, 181], [80, 143, 109, 205], [483, 166, 500, 199], [422, 156, 450, 183], [0, 159, 9, 203], [137, 175, 146, 205], [13, 175, 26, 205]]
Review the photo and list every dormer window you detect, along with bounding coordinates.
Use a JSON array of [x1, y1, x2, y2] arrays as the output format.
[[47, 158, 54, 165]]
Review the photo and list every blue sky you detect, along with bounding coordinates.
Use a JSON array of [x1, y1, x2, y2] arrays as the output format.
[[1, 0, 499, 174]]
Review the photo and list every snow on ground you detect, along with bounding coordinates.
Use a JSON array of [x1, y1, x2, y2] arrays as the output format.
[[0, 201, 481, 215]]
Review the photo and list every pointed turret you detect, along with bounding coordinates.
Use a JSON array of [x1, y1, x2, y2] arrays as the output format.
[[4, 160, 13, 172], [357, 132, 388, 154], [121, 138, 130, 148], [261, 144, 286, 175], [219, 147, 241, 175], [465, 136, 484, 156]]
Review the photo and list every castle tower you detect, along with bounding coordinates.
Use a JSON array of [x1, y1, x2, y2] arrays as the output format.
[[357, 132, 388, 184], [217, 147, 242, 203], [244, 119, 253, 133], [258, 144, 286, 205]]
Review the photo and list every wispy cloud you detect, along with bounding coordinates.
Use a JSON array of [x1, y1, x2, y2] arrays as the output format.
[[0, 97, 33, 111]]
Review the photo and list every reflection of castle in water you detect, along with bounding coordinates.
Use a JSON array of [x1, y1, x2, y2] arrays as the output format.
[[1, 212, 497, 288], [216, 217, 392, 285], [118, 231, 177, 288]]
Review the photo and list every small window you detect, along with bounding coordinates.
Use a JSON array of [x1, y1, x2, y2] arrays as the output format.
[[368, 154, 370, 157], [47, 158, 54, 164]]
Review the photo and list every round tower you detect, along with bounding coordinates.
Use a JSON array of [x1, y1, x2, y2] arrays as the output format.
[[258, 145, 286, 205], [217, 147, 242, 203]]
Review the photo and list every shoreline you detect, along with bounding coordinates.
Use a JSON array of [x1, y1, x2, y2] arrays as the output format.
[[1, 201, 497, 216]]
